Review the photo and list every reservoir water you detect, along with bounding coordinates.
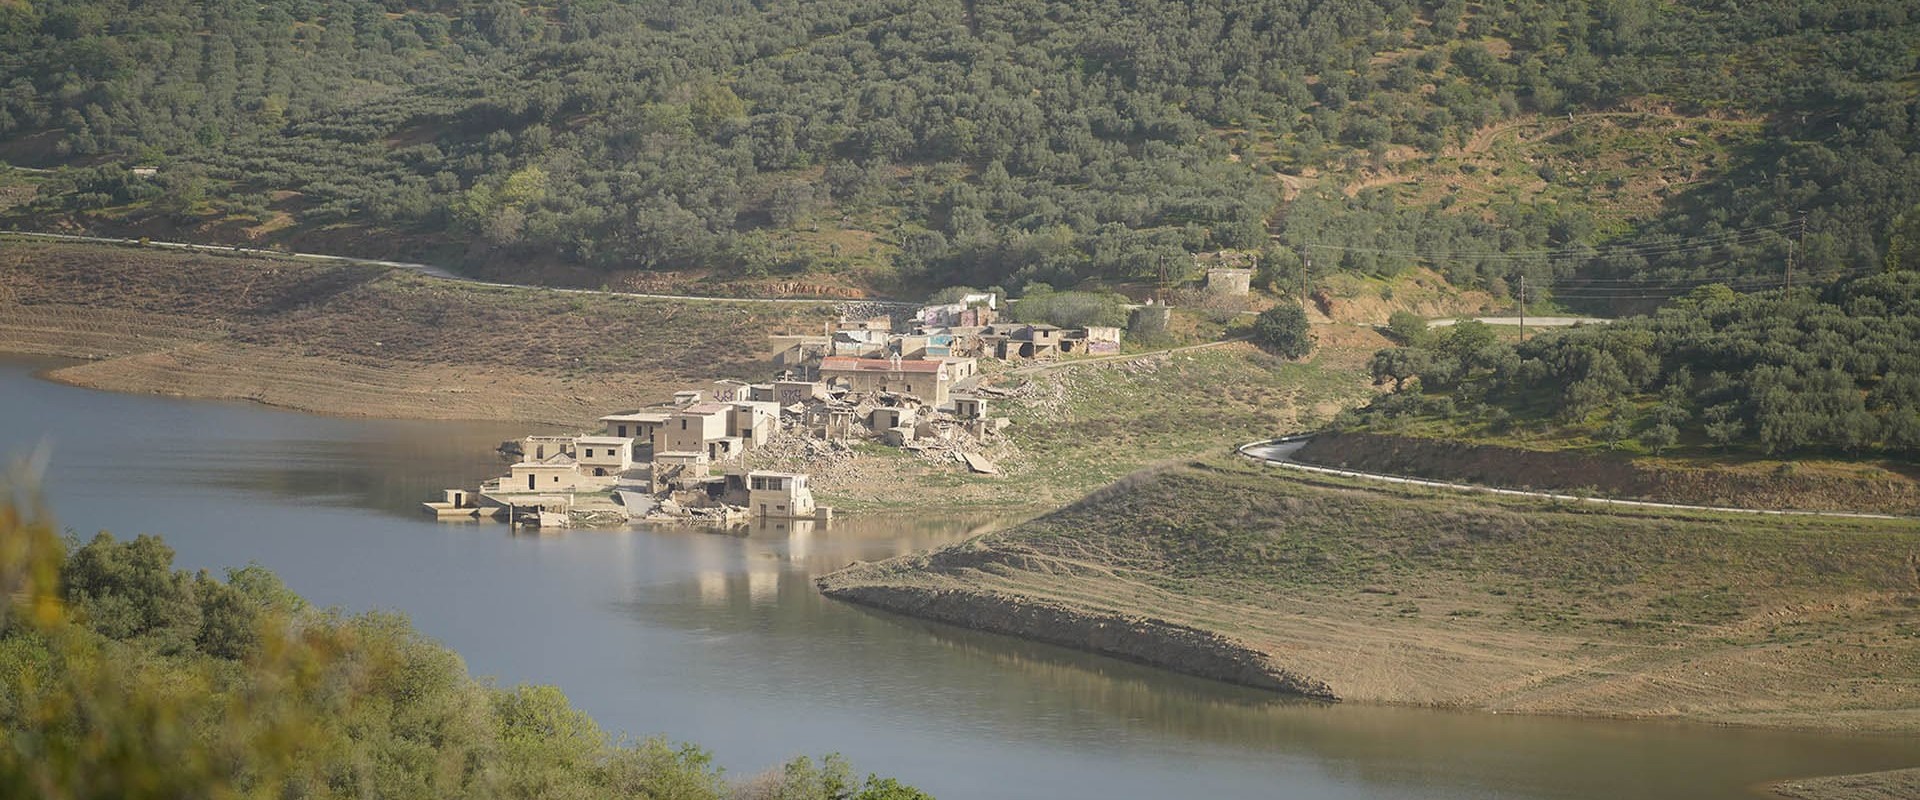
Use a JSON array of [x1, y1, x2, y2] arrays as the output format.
[[3, 355, 1915, 799]]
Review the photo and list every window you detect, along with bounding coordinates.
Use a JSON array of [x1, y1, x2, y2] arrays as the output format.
[[680, 419, 687, 430], [618, 425, 628, 437], [585, 448, 594, 457]]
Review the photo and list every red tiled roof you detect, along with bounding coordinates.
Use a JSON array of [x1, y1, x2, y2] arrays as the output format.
[[819, 356, 943, 374]]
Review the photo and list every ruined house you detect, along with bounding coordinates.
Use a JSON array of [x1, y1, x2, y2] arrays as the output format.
[[769, 335, 830, 380], [1206, 268, 1254, 295], [916, 296, 998, 329], [819, 355, 957, 406], [665, 402, 740, 461], [520, 435, 576, 462], [729, 401, 779, 448], [651, 450, 711, 491], [869, 405, 918, 431], [952, 395, 986, 420], [599, 411, 670, 457], [1062, 326, 1122, 355], [710, 379, 753, 403], [575, 436, 635, 477], [981, 324, 1066, 359], [745, 471, 817, 519], [508, 453, 601, 493], [773, 380, 826, 405]]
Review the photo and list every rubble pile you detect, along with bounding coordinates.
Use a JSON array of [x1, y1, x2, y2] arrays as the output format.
[[736, 429, 860, 481]]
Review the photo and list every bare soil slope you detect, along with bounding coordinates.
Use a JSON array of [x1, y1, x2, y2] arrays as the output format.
[[822, 460, 1920, 733], [0, 242, 835, 425]]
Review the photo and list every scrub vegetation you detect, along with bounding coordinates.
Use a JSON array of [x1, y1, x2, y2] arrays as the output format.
[[1348, 271, 1920, 459], [0, 0, 1914, 302], [0, 500, 927, 799]]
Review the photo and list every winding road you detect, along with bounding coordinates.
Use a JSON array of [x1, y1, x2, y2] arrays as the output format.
[[1238, 436, 1910, 521], [1427, 316, 1608, 328]]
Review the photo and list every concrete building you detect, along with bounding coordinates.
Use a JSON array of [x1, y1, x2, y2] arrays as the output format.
[[730, 401, 778, 448], [836, 317, 893, 333], [652, 450, 711, 490], [508, 454, 596, 493], [819, 356, 956, 405], [520, 435, 576, 462], [952, 395, 986, 420], [870, 406, 917, 431], [599, 411, 670, 457], [746, 471, 816, 518], [772, 380, 826, 405], [575, 436, 634, 477], [664, 403, 735, 460], [916, 298, 997, 329], [1207, 268, 1254, 295], [1083, 326, 1122, 354], [982, 324, 1067, 359], [710, 379, 753, 403], [769, 335, 830, 380]]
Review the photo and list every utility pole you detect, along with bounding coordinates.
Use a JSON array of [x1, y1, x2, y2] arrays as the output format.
[[1787, 215, 1804, 290], [1299, 245, 1313, 303], [1518, 273, 1526, 340]]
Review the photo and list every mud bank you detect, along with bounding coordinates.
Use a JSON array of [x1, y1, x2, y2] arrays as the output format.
[[819, 461, 1920, 734], [0, 242, 833, 426], [1770, 767, 1920, 800], [1296, 431, 1920, 516], [818, 577, 1336, 699]]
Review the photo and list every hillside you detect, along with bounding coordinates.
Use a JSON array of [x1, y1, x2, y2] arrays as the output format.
[[1, 0, 1915, 302], [1344, 272, 1920, 461], [0, 241, 838, 424], [821, 458, 1920, 733]]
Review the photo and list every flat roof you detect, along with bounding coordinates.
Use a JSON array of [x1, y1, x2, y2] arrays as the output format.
[[512, 460, 578, 469], [820, 356, 943, 374], [679, 402, 733, 414], [576, 436, 632, 444], [600, 412, 670, 423]]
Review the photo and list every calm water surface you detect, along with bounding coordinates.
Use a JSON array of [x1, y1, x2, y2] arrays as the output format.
[[3, 355, 1916, 799]]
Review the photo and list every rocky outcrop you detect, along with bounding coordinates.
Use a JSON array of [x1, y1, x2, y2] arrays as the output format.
[[817, 577, 1337, 700]]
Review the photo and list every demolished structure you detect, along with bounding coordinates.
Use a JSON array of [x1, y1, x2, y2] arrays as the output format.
[[435, 308, 1028, 528]]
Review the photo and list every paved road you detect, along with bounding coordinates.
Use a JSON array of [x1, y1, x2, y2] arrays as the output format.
[[2, 230, 915, 308], [1427, 316, 1609, 328], [1238, 436, 1909, 521]]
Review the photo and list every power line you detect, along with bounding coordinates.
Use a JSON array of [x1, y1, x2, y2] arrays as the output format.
[[1299, 219, 1802, 263], [1530, 268, 1880, 301]]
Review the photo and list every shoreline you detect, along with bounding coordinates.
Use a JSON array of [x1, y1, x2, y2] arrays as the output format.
[[821, 571, 1920, 739], [816, 460, 1920, 740], [0, 241, 842, 428]]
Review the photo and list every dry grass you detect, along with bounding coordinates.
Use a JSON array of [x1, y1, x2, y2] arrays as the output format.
[[827, 457, 1920, 732], [0, 242, 835, 424]]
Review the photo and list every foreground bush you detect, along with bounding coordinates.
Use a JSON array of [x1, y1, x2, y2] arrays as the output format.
[[0, 497, 925, 799]]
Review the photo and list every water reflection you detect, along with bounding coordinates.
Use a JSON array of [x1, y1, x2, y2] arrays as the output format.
[[5, 354, 1920, 800]]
